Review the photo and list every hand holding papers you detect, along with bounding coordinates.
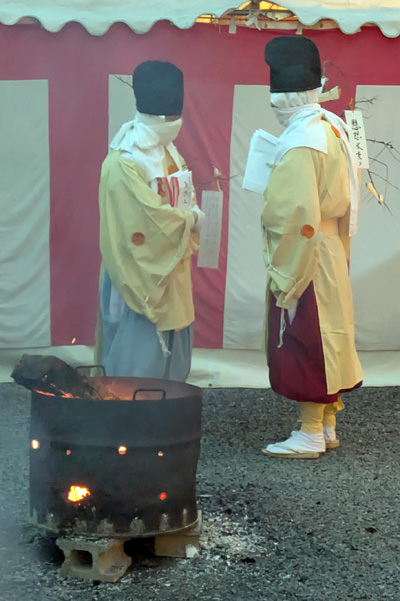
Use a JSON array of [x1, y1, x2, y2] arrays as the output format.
[[242, 129, 278, 194]]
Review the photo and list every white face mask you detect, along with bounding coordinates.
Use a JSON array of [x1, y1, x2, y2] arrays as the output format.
[[270, 89, 320, 127], [137, 113, 182, 146]]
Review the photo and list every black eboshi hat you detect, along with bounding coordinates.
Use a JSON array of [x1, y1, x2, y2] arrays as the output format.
[[265, 36, 322, 93], [132, 60, 184, 116]]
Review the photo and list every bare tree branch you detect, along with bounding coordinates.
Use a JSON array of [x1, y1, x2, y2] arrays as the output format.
[[112, 74, 132, 88]]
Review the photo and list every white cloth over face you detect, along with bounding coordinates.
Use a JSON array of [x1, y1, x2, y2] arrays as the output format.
[[109, 112, 182, 182], [271, 89, 359, 236]]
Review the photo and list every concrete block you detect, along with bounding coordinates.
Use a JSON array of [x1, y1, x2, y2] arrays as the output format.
[[56, 536, 132, 582]]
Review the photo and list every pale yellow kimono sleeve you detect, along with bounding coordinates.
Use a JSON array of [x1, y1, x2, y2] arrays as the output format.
[[261, 147, 321, 309]]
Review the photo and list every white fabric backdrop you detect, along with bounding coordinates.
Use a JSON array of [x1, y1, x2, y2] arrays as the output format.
[[0, 80, 50, 348], [225, 84, 281, 350], [352, 85, 400, 350], [108, 75, 136, 143]]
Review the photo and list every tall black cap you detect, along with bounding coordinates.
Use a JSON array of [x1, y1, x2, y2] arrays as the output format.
[[132, 60, 184, 116], [265, 36, 321, 93]]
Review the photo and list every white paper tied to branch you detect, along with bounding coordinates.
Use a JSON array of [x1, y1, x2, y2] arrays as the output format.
[[344, 110, 370, 169], [366, 181, 384, 204], [228, 16, 237, 34], [246, 9, 261, 30], [197, 190, 223, 270]]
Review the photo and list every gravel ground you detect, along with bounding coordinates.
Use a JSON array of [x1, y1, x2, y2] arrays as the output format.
[[1, 382, 400, 601]]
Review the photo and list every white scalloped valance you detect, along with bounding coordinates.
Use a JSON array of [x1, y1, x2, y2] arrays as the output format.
[[284, 0, 400, 38], [1, 0, 400, 37], [0, 1, 239, 34]]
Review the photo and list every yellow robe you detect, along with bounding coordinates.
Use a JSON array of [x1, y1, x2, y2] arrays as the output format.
[[262, 120, 363, 398], [98, 150, 198, 332]]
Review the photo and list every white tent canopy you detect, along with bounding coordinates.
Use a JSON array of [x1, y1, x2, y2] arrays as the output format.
[[1, 0, 400, 37]]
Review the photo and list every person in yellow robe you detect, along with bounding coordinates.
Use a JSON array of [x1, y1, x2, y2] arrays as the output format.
[[94, 61, 204, 381], [261, 36, 363, 458]]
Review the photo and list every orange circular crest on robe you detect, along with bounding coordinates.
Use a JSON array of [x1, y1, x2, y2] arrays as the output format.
[[131, 232, 145, 246], [300, 224, 315, 239]]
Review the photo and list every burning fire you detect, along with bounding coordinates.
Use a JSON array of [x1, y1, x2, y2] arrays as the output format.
[[31, 439, 40, 450], [67, 485, 91, 502], [33, 388, 74, 398]]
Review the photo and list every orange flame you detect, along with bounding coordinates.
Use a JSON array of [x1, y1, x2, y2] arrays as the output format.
[[33, 389, 74, 398], [67, 485, 91, 502]]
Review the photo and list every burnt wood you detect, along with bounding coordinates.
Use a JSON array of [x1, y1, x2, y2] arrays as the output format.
[[11, 354, 113, 399]]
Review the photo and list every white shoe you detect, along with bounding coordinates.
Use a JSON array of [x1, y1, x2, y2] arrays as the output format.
[[262, 430, 325, 459], [323, 426, 340, 449]]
